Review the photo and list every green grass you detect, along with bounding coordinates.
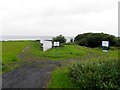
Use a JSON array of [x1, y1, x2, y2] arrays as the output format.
[[22, 42, 118, 61], [48, 67, 77, 88], [26, 43, 93, 60], [26, 41, 43, 56], [42, 45, 94, 60], [1, 41, 119, 88], [1, 41, 31, 73], [47, 45, 119, 88], [44, 44, 118, 60]]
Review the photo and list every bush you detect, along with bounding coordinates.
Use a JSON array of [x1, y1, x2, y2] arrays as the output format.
[[74, 33, 118, 48], [70, 38, 73, 42], [69, 59, 120, 89], [34, 40, 43, 50], [52, 35, 66, 46], [116, 37, 120, 47]]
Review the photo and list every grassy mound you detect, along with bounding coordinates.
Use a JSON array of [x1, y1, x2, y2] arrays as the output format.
[[43, 44, 101, 60]]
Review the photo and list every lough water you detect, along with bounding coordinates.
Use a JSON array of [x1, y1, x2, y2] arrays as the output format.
[[1, 36, 73, 51]]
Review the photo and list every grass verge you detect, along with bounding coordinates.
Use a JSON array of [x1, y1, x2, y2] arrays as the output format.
[[1, 41, 31, 74], [48, 67, 77, 88]]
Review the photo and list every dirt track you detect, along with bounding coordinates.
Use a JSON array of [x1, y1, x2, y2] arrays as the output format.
[[2, 60, 61, 88], [2, 44, 84, 88], [2, 45, 62, 88]]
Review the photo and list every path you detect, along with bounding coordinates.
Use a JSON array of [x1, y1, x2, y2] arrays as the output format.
[[2, 60, 61, 88], [2, 44, 83, 88], [2, 45, 61, 88]]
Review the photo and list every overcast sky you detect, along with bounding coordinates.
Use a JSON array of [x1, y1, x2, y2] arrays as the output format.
[[0, 0, 119, 37]]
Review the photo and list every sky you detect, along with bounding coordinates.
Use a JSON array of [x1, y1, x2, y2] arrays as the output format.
[[0, 0, 119, 37]]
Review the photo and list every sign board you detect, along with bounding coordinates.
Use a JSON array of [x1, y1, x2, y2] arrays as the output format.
[[102, 41, 109, 52], [102, 41, 109, 47], [53, 42, 60, 47]]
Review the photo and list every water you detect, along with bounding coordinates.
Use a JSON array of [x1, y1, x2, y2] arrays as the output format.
[[1, 36, 73, 51]]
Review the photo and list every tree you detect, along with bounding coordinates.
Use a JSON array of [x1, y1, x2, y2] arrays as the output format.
[[74, 33, 118, 48], [115, 37, 120, 47], [70, 38, 73, 42], [52, 35, 66, 46]]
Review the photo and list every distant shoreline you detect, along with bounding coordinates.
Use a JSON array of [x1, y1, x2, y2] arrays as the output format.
[[0, 36, 74, 41], [0, 36, 74, 51]]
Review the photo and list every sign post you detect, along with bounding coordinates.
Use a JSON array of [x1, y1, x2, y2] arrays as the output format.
[[53, 42, 60, 57], [102, 41, 109, 52]]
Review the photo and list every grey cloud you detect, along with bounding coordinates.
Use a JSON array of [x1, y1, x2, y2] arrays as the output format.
[[0, 0, 118, 36]]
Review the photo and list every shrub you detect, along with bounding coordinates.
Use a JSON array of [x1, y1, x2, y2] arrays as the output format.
[[52, 35, 66, 46], [33, 40, 43, 50], [70, 38, 73, 42], [74, 33, 118, 48], [69, 59, 120, 89]]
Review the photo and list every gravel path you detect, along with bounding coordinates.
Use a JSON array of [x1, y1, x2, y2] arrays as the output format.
[[2, 60, 61, 88], [2, 45, 62, 88]]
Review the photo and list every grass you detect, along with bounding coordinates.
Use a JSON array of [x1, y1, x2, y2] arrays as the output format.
[[1, 41, 119, 88], [26, 41, 43, 56], [42, 44, 100, 60], [47, 45, 119, 88], [25, 43, 92, 60], [1, 41, 31, 73], [44, 44, 118, 60], [21, 41, 118, 61], [2, 41, 31, 63], [48, 67, 77, 88]]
